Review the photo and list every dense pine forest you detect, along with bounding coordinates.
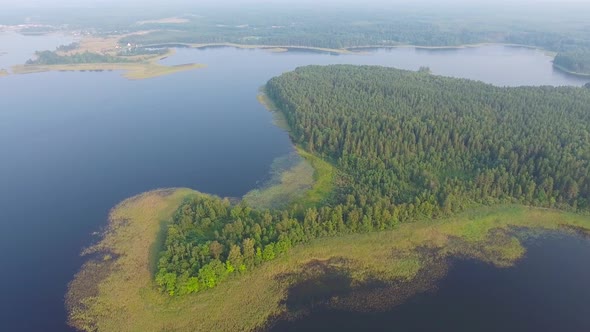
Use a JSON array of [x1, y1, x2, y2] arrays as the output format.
[[156, 65, 590, 296]]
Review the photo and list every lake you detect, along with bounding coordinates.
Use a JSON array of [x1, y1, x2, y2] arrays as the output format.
[[0, 35, 588, 331]]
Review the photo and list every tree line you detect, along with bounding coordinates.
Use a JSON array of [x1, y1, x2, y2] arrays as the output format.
[[156, 65, 590, 296], [26, 50, 131, 65], [554, 50, 590, 75]]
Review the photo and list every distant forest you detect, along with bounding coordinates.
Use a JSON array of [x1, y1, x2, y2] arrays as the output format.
[[6, 5, 590, 74], [114, 9, 590, 75], [155, 65, 590, 296]]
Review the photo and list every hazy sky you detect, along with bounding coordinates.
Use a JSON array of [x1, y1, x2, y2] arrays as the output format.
[[2, 0, 589, 7]]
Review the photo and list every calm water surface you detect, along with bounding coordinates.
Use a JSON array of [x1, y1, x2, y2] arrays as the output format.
[[0, 31, 74, 70], [269, 233, 590, 332], [0, 37, 588, 331]]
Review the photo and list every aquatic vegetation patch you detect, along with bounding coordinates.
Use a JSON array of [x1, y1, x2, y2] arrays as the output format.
[[243, 152, 315, 209]]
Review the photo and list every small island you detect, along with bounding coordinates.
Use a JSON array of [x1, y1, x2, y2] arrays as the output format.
[[12, 38, 204, 80], [67, 65, 590, 331]]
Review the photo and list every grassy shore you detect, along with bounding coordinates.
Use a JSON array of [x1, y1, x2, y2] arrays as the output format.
[[0, 69, 7, 77], [242, 148, 335, 210], [66, 196, 590, 332], [243, 154, 315, 209], [292, 147, 335, 207]]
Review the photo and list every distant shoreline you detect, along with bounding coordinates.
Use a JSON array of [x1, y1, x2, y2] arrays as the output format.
[[137, 41, 590, 80], [184, 42, 590, 80], [145, 41, 559, 56], [142, 42, 357, 54], [9, 29, 588, 80], [552, 63, 590, 78]]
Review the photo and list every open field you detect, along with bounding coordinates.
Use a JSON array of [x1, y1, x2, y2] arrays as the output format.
[[67, 194, 590, 332]]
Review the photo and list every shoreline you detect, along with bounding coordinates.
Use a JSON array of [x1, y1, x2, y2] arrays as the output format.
[[11, 62, 205, 80], [138, 41, 590, 80], [552, 63, 590, 78], [12, 29, 588, 80], [66, 193, 590, 332], [144, 41, 559, 56], [143, 42, 357, 55], [255, 88, 336, 207], [10, 49, 205, 80]]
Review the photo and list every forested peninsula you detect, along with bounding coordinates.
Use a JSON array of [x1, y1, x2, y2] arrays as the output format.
[[67, 66, 590, 331]]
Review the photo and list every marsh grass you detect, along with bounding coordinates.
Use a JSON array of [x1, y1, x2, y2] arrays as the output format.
[[243, 147, 335, 210], [67, 197, 590, 332], [243, 153, 315, 209], [292, 147, 335, 207]]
